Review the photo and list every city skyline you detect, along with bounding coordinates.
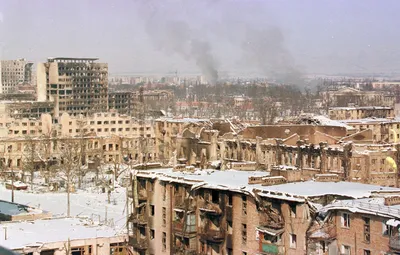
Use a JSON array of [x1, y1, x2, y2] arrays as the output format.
[[1, 0, 400, 77]]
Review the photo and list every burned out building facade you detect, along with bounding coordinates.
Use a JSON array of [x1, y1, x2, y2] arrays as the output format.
[[36, 57, 108, 117], [155, 118, 400, 188], [128, 169, 400, 255]]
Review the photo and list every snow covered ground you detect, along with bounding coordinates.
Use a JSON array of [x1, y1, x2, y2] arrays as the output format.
[[0, 183, 128, 233]]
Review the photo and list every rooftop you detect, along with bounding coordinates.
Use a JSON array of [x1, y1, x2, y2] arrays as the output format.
[[137, 168, 400, 201], [0, 217, 121, 250], [47, 57, 99, 62], [321, 197, 400, 220], [340, 118, 397, 124], [0, 200, 43, 216]]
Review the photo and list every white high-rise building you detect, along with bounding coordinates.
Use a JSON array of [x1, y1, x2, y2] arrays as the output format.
[[0, 58, 33, 94]]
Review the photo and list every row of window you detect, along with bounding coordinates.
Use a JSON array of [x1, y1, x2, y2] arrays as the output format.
[[69, 127, 152, 134], [341, 212, 392, 236]]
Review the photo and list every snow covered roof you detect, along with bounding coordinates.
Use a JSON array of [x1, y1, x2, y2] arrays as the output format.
[[137, 169, 400, 201], [0, 200, 43, 216], [138, 169, 269, 194], [320, 197, 400, 219], [340, 118, 397, 124], [310, 115, 355, 130], [258, 182, 399, 200], [0, 217, 122, 250]]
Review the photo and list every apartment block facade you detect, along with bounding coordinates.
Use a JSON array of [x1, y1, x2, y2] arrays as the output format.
[[37, 57, 108, 117], [128, 169, 400, 255]]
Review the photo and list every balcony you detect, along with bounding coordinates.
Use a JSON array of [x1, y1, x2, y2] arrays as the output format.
[[174, 195, 186, 209], [309, 224, 337, 241], [129, 236, 148, 250], [131, 214, 147, 225], [126, 188, 147, 200], [199, 229, 225, 243], [199, 202, 222, 215], [260, 243, 280, 255], [173, 220, 196, 236], [390, 234, 400, 252], [175, 196, 195, 211]]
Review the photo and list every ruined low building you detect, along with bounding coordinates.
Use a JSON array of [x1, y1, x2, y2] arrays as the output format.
[[1, 217, 127, 255]]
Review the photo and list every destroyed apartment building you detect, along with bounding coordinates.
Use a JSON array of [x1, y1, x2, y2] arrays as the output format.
[[154, 117, 400, 187], [36, 57, 109, 117], [127, 168, 400, 255]]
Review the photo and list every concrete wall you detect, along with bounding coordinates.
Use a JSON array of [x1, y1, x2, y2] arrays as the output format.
[[36, 63, 47, 102]]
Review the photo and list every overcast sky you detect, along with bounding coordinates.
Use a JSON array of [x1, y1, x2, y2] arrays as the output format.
[[0, 0, 399, 76]]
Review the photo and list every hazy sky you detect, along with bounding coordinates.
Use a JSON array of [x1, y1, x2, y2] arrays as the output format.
[[0, 0, 399, 76]]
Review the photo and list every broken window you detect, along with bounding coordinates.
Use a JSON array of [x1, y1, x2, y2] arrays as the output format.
[[162, 183, 166, 201], [162, 207, 166, 226], [71, 247, 85, 255], [212, 190, 219, 203], [383, 221, 393, 236], [290, 234, 297, 248], [228, 193, 233, 206], [150, 229, 155, 240], [242, 195, 247, 215], [40, 250, 55, 255], [289, 203, 297, 218], [341, 245, 351, 255], [364, 250, 370, 255], [150, 205, 155, 216], [341, 212, 350, 228], [242, 224, 247, 245], [363, 217, 370, 243], [162, 232, 167, 251]]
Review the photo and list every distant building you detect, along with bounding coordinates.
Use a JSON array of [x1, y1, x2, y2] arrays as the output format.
[[36, 57, 108, 117], [108, 90, 173, 116], [329, 106, 394, 120], [1, 59, 33, 94], [372, 81, 400, 89], [321, 87, 395, 108]]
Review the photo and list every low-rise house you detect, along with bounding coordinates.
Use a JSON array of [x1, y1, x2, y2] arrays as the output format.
[[0, 217, 127, 255]]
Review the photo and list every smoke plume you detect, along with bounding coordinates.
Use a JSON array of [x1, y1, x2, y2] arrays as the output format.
[[240, 26, 303, 84], [141, 1, 218, 84], [136, 0, 303, 85]]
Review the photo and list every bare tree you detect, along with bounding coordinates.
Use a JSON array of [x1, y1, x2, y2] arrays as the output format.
[[75, 119, 89, 189], [21, 137, 37, 190], [58, 139, 81, 217]]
